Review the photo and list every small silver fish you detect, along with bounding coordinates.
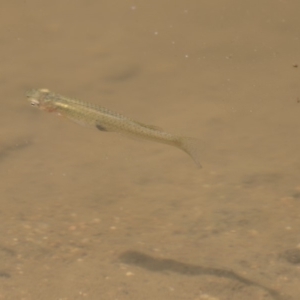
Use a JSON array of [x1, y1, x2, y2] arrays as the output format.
[[26, 88, 202, 167]]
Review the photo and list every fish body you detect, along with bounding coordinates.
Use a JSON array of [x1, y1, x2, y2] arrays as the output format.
[[26, 88, 202, 167]]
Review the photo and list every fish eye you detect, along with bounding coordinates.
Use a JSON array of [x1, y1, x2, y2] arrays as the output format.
[[30, 99, 40, 106]]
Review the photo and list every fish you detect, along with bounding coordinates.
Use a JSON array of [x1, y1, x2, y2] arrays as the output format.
[[26, 88, 202, 167]]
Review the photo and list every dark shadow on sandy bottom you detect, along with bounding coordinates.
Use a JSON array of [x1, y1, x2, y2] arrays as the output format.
[[119, 250, 291, 300], [0, 138, 31, 163]]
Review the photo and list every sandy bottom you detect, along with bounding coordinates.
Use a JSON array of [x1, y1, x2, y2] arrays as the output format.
[[0, 1, 300, 299]]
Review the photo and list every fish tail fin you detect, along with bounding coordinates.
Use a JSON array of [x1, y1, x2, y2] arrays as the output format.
[[177, 137, 202, 168]]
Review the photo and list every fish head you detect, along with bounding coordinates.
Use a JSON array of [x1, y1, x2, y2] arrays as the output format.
[[26, 88, 56, 111]]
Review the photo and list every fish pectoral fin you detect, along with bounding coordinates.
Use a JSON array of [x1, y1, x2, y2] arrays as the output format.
[[135, 121, 164, 131], [96, 124, 109, 131]]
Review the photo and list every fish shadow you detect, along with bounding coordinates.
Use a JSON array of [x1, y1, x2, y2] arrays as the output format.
[[119, 250, 289, 300]]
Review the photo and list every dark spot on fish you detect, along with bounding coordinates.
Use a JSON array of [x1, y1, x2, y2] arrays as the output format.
[[96, 124, 108, 131]]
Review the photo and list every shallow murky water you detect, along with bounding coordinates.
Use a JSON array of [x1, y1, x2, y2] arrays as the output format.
[[1, 1, 300, 299]]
